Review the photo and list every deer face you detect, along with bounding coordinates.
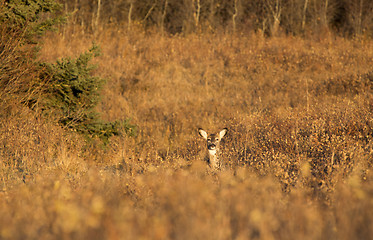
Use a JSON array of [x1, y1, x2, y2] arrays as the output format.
[[198, 128, 228, 156]]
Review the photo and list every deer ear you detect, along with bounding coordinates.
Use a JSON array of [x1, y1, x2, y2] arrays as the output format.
[[219, 128, 228, 139], [198, 128, 208, 140]]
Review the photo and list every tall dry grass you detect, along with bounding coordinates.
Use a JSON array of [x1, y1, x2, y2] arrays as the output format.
[[1, 26, 372, 239]]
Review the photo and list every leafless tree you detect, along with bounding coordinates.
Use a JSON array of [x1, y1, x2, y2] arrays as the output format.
[[346, 0, 373, 36], [58, 0, 373, 36], [264, 0, 282, 36]]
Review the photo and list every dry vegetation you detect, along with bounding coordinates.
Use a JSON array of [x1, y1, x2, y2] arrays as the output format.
[[1, 15, 373, 240]]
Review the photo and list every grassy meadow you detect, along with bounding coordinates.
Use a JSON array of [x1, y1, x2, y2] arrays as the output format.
[[1, 25, 373, 239]]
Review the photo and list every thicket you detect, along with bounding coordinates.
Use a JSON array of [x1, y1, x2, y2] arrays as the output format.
[[0, 0, 62, 108], [0, 0, 135, 143], [61, 0, 373, 36]]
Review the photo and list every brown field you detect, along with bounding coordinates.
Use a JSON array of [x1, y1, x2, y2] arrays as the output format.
[[1, 26, 373, 239]]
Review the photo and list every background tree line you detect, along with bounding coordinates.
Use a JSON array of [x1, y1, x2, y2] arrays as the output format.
[[62, 0, 373, 36]]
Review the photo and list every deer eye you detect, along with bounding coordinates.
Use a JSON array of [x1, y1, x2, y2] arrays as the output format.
[[207, 138, 211, 141], [215, 138, 219, 141]]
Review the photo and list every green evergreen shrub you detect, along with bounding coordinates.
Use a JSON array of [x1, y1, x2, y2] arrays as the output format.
[[0, 0, 136, 143], [0, 0, 64, 42], [39, 45, 136, 143], [0, 0, 64, 107]]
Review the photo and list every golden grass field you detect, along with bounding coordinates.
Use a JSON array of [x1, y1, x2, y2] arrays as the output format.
[[1, 26, 373, 239]]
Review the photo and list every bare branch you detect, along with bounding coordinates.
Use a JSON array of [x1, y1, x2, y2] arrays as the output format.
[[143, 1, 157, 22]]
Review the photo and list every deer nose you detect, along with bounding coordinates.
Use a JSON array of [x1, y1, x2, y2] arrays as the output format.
[[208, 144, 216, 150]]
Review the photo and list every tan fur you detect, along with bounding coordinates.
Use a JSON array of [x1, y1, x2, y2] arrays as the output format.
[[198, 128, 228, 170]]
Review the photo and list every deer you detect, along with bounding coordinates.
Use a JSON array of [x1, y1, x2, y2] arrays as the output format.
[[198, 128, 228, 170]]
